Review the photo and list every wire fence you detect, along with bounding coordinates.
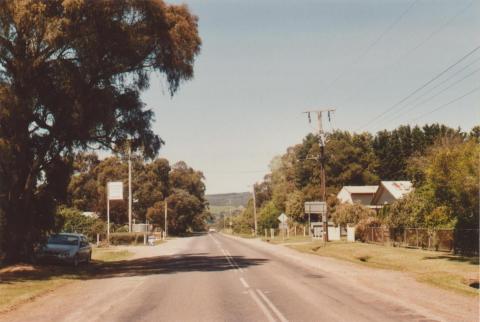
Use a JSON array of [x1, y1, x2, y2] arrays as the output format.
[[358, 227, 479, 255]]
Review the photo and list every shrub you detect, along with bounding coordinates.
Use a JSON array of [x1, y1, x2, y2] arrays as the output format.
[[332, 203, 375, 227], [56, 206, 106, 241], [108, 233, 145, 245]]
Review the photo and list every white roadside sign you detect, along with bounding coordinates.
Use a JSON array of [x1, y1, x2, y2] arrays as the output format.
[[107, 181, 123, 200], [278, 213, 288, 223]]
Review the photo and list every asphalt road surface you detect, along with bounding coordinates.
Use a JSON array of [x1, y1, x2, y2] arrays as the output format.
[[1, 233, 476, 322]]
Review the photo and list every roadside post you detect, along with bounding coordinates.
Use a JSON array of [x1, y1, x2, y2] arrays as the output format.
[[270, 228, 274, 240], [107, 181, 123, 245]]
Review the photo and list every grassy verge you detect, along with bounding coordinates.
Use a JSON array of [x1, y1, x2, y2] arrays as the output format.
[[92, 248, 134, 262], [0, 248, 134, 312], [262, 235, 313, 245], [289, 241, 479, 296]]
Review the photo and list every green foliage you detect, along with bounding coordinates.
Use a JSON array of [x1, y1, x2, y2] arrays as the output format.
[[332, 203, 376, 227], [326, 131, 379, 187], [386, 137, 478, 230], [285, 191, 305, 222], [373, 124, 463, 180], [69, 155, 208, 235], [258, 201, 280, 231], [56, 206, 106, 241], [108, 233, 145, 246]]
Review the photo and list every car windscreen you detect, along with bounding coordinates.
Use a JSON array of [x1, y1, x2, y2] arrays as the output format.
[[47, 235, 79, 245]]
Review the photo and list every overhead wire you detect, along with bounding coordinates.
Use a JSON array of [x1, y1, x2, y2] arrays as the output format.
[[354, 44, 480, 131], [322, 0, 420, 96], [340, 0, 474, 106], [409, 86, 480, 122], [383, 67, 480, 126]]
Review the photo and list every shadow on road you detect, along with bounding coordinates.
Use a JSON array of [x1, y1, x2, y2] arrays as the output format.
[[0, 253, 268, 283]]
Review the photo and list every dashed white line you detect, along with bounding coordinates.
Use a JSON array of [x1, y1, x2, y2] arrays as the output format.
[[240, 277, 249, 288]]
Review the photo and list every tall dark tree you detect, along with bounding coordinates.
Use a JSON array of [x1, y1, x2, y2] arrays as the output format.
[[0, 1, 201, 262]]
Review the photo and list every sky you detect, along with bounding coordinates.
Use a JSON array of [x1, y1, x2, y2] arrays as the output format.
[[140, 0, 480, 194]]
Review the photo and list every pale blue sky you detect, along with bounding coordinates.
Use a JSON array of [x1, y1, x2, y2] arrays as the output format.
[[140, 0, 479, 194]]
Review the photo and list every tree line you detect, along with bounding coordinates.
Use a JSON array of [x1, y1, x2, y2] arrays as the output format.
[[230, 124, 479, 235], [67, 153, 209, 236]]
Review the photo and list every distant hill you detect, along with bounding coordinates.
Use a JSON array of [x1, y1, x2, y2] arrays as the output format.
[[206, 192, 251, 207]]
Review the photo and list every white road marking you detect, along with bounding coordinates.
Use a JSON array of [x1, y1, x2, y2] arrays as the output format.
[[256, 289, 289, 322], [247, 289, 277, 322], [225, 249, 244, 272], [240, 277, 249, 288], [221, 249, 238, 273]]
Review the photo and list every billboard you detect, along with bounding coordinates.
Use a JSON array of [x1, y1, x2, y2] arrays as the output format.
[[107, 181, 123, 200]]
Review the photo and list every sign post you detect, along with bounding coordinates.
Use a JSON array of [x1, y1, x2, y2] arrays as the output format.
[[278, 213, 289, 241], [107, 181, 123, 244]]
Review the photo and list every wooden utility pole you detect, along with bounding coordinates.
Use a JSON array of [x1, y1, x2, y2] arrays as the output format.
[[164, 199, 168, 239], [252, 184, 258, 236], [303, 108, 335, 242], [128, 142, 132, 233]]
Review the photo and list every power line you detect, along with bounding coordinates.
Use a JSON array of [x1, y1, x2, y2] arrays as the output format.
[[410, 86, 480, 122], [323, 0, 419, 95], [355, 44, 480, 131], [384, 67, 480, 126], [340, 0, 474, 106], [400, 56, 480, 108]]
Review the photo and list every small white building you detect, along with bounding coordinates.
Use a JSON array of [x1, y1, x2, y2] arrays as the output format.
[[337, 186, 378, 206], [371, 181, 413, 206], [82, 211, 99, 219]]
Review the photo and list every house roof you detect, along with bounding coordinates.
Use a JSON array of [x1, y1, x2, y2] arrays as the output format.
[[380, 181, 413, 199], [342, 186, 378, 194]]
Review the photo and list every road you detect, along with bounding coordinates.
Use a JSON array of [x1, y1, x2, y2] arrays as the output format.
[[1, 233, 477, 322]]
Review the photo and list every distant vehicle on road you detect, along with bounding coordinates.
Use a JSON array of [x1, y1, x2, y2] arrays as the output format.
[[208, 228, 216, 233], [35, 233, 92, 267]]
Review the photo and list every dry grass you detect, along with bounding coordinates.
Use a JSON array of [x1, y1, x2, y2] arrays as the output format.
[[289, 241, 479, 296], [262, 235, 313, 245]]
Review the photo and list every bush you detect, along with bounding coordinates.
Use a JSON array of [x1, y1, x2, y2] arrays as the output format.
[[56, 206, 106, 241], [108, 233, 145, 245], [332, 203, 375, 227], [355, 216, 383, 242]]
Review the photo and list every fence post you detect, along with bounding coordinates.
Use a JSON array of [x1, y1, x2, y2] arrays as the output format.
[[265, 229, 267, 239], [416, 228, 419, 248], [303, 226, 306, 237], [371, 227, 374, 242], [428, 231, 431, 250], [271, 228, 274, 240], [404, 229, 407, 246]]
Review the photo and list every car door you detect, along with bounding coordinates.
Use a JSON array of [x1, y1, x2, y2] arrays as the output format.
[[79, 237, 89, 260]]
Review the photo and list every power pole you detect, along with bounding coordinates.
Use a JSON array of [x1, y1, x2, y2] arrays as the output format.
[[303, 108, 335, 242], [128, 142, 132, 233], [164, 199, 168, 239], [228, 199, 232, 230], [252, 184, 257, 236]]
